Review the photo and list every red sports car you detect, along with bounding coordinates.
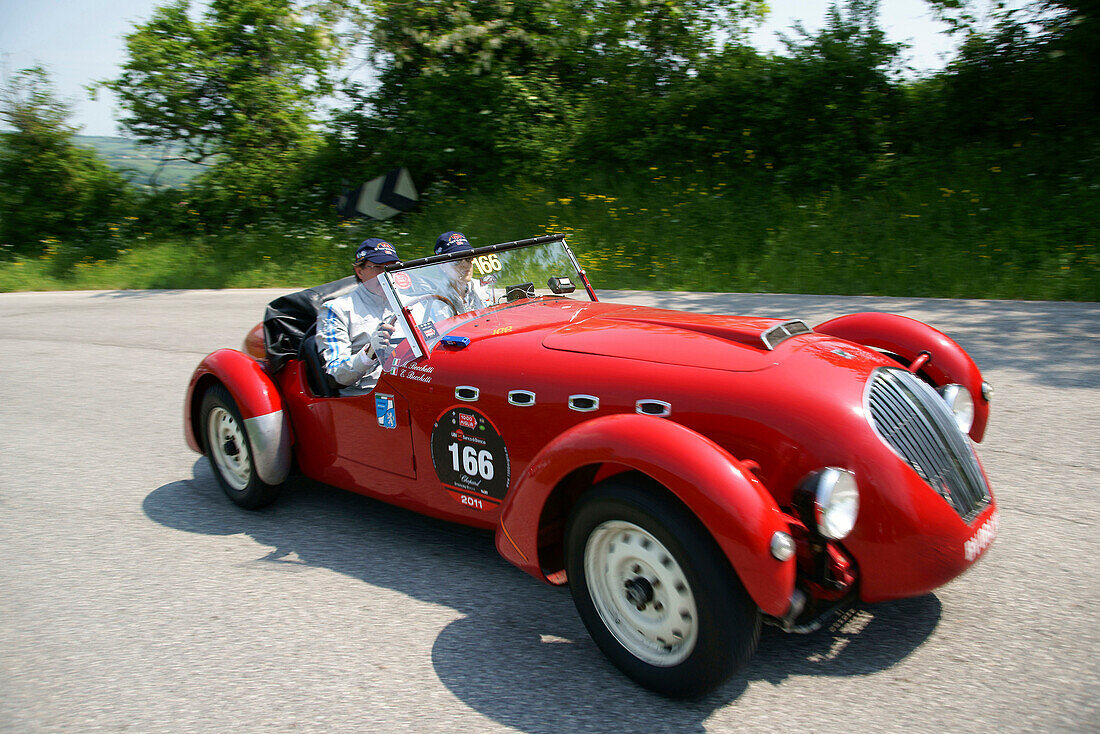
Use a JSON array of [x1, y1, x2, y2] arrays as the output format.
[[185, 234, 997, 697]]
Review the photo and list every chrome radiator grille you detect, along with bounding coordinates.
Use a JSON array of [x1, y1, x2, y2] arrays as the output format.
[[867, 368, 991, 523]]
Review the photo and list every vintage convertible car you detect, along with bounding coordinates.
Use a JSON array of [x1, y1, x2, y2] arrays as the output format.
[[184, 234, 997, 697]]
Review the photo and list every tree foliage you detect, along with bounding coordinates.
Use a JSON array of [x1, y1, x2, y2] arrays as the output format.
[[100, 0, 341, 221], [896, 0, 1098, 173], [767, 0, 904, 182], [334, 0, 917, 189], [345, 0, 767, 178], [75, 0, 1100, 223], [0, 67, 132, 257], [367, 0, 766, 83], [102, 0, 337, 162], [571, 0, 903, 187]]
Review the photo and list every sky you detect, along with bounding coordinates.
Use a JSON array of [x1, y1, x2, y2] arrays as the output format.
[[0, 0, 962, 138]]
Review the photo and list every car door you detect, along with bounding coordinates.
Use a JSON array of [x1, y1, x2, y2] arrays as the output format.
[[325, 374, 417, 483]]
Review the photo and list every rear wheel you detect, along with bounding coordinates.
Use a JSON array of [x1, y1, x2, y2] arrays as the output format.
[[200, 384, 280, 509], [565, 479, 760, 697]]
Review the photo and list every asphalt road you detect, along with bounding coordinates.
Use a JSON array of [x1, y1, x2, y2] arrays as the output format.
[[1, 288, 1097, 733]]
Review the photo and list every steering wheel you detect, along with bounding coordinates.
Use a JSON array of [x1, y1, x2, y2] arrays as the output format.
[[405, 293, 462, 320]]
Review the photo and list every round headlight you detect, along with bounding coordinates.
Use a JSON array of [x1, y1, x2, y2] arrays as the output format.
[[939, 383, 974, 434], [796, 468, 860, 540]]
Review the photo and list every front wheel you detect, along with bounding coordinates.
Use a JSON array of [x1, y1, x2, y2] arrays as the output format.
[[565, 479, 760, 697], [200, 384, 281, 510]]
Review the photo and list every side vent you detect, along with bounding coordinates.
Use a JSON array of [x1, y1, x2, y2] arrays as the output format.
[[635, 400, 671, 417], [508, 390, 536, 406], [455, 386, 480, 402], [568, 395, 599, 412]]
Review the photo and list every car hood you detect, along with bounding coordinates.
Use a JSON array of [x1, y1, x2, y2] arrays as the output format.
[[541, 305, 798, 372]]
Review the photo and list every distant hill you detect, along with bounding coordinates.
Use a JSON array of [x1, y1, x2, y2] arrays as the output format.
[[74, 135, 205, 189]]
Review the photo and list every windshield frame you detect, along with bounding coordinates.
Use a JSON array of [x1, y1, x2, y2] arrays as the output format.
[[377, 234, 595, 365]]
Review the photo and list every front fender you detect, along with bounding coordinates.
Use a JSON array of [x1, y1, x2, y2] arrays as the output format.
[[184, 348, 292, 486], [496, 414, 796, 617], [816, 312, 989, 441]]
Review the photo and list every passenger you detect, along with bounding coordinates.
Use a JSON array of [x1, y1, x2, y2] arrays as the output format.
[[316, 237, 401, 395], [431, 231, 491, 312]]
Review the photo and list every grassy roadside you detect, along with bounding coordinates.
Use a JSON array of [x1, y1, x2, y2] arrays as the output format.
[[2, 162, 1096, 299]]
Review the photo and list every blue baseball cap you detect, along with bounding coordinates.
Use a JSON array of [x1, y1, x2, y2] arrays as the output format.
[[354, 238, 400, 265], [435, 231, 472, 255]]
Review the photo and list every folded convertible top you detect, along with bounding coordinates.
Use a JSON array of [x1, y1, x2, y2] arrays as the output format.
[[262, 275, 358, 372]]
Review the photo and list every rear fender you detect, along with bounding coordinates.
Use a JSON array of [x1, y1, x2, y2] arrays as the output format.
[[496, 414, 796, 617], [184, 348, 292, 485], [816, 312, 989, 441]]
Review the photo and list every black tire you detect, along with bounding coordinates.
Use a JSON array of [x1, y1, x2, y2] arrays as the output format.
[[199, 384, 281, 510], [565, 478, 761, 698]]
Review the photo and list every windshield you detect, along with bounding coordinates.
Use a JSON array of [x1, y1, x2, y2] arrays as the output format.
[[381, 236, 593, 360]]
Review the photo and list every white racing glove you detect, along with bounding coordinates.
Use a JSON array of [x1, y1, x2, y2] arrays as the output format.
[[367, 320, 396, 364]]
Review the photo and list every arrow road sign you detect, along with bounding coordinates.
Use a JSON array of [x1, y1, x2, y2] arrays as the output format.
[[338, 168, 419, 220]]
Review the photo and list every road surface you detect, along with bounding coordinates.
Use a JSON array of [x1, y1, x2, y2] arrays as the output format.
[[1, 288, 1096, 732]]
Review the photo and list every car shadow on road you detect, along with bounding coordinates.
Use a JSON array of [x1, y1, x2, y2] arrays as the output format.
[[144, 460, 942, 734]]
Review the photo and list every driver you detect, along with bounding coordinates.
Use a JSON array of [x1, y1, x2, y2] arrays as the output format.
[[316, 237, 401, 395], [429, 231, 491, 312]]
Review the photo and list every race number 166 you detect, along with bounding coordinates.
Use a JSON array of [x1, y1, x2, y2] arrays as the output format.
[[447, 443, 495, 480], [472, 254, 502, 276]]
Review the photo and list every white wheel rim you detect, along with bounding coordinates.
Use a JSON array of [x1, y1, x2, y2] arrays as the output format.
[[207, 406, 251, 491], [584, 520, 699, 667]]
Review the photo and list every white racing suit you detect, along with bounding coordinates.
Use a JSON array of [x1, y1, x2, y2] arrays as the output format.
[[315, 282, 394, 394]]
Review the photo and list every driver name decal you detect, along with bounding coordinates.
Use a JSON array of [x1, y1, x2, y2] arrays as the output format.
[[397, 363, 434, 382], [430, 406, 510, 512]]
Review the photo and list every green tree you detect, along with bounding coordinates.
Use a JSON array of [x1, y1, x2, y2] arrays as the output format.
[[367, 0, 766, 86], [100, 0, 340, 218], [766, 0, 904, 185], [574, 0, 904, 186], [0, 66, 132, 257], [906, 0, 1099, 152], [346, 0, 767, 179]]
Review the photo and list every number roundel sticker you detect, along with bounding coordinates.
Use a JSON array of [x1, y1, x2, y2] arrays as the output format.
[[430, 406, 510, 511]]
